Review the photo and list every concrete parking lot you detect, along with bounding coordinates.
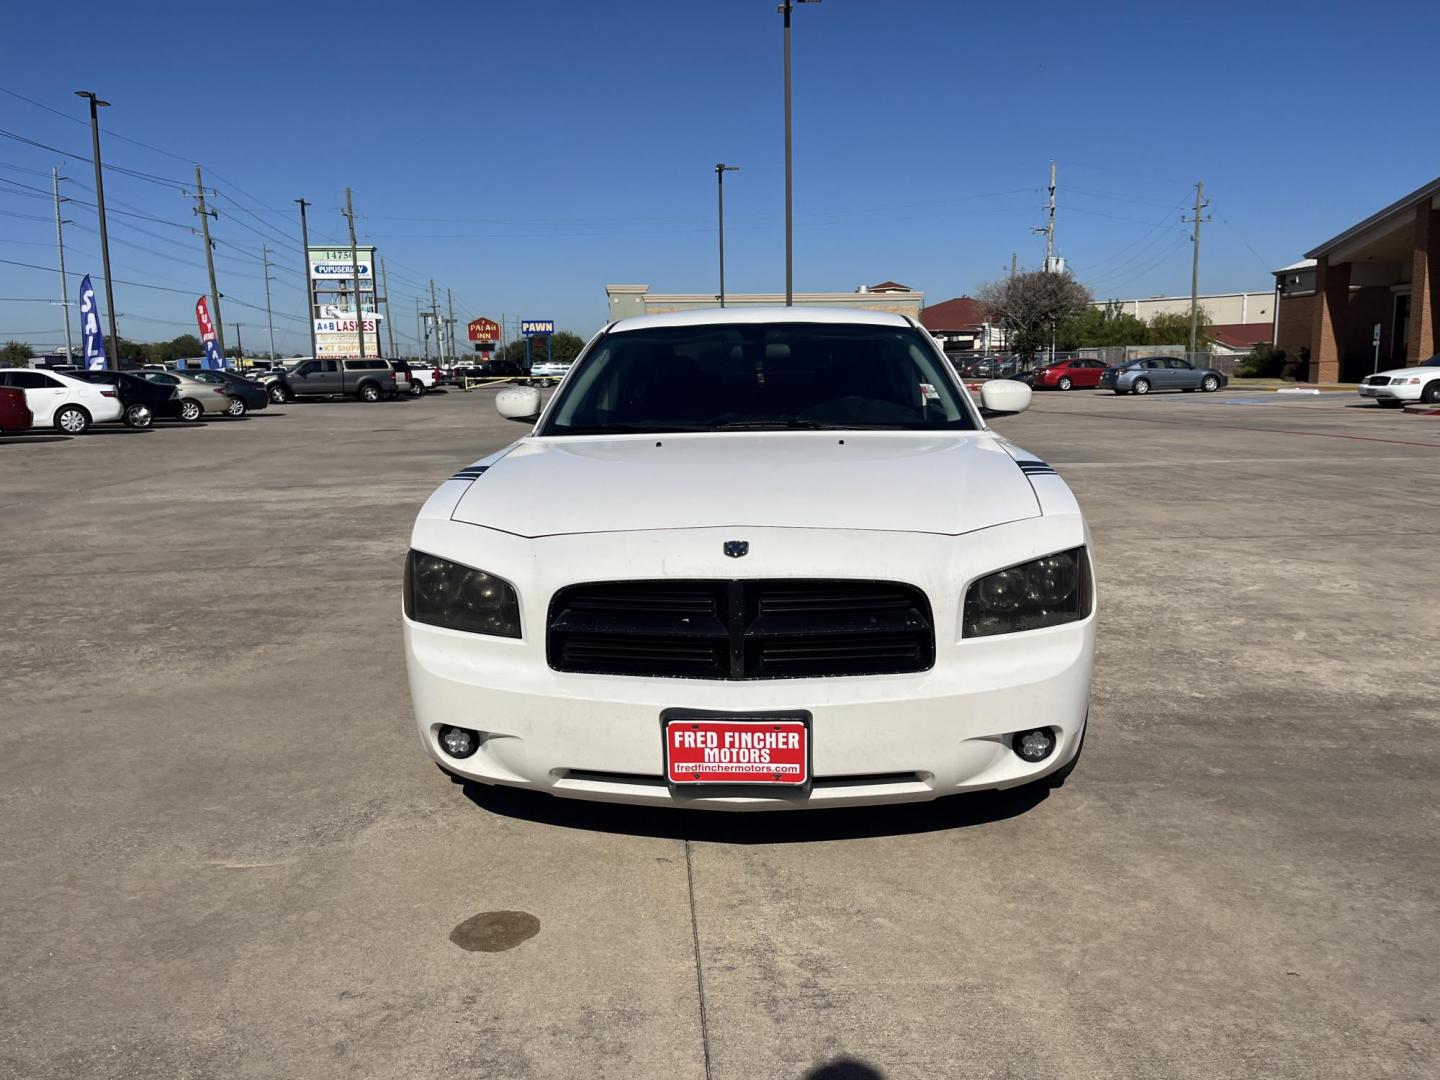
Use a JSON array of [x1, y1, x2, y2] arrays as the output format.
[[2, 388, 1437, 1079]]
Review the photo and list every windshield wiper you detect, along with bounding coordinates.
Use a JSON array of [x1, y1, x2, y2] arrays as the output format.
[[550, 424, 701, 435], [710, 419, 832, 430]]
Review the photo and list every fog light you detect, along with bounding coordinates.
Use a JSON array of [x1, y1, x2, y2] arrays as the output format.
[[1014, 728, 1056, 763], [438, 725, 480, 759]]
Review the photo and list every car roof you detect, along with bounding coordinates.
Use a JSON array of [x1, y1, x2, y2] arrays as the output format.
[[608, 304, 913, 334]]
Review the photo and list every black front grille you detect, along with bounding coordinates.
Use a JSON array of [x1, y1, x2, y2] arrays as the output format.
[[548, 580, 934, 680], [1367, 376, 1390, 386]]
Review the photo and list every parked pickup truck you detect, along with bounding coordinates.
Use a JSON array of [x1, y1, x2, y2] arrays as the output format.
[[258, 358, 397, 403]]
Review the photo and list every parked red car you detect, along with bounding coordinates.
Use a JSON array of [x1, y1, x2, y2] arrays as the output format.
[[0, 385, 33, 433], [1031, 358, 1109, 390]]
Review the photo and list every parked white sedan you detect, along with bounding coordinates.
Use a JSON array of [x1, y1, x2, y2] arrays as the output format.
[[1358, 355, 1440, 406], [0, 368, 123, 433], [404, 307, 1095, 811]]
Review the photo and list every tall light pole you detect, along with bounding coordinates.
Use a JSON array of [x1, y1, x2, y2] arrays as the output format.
[[295, 198, 317, 359], [75, 90, 119, 369], [715, 164, 739, 307], [781, 0, 821, 307]]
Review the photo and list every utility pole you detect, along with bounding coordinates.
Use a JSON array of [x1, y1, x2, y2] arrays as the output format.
[[261, 244, 277, 361], [429, 279, 441, 366], [715, 163, 739, 307], [1184, 180, 1211, 356], [295, 198, 317, 358], [232, 323, 244, 362], [418, 298, 429, 363], [52, 168, 75, 362], [190, 164, 226, 362], [779, 2, 820, 305], [380, 256, 397, 359], [342, 187, 366, 360], [75, 91, 119, 369], [446, 288, 456, 371], [1032, 161, 1057, 271], [1010, 253, 1018, 281]]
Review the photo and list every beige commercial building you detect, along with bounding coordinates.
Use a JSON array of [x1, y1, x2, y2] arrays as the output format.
[[1092, 290, 1273, 324]]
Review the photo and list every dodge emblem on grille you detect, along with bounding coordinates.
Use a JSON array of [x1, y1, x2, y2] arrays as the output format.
[[724, 541, 749, 558]]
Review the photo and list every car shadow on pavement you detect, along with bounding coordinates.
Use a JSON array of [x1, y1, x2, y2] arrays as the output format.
[[3, 434, 73, 444], [455, 775, 1049, 843], [805, 1059, 886, 1080]]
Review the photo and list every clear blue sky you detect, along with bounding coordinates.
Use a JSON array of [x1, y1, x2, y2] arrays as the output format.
[[2, 0, 1436, 354]]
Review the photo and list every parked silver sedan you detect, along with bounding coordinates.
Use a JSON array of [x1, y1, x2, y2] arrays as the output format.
[[133, 371, 237, 420], [1098, 356, 1227, 395]]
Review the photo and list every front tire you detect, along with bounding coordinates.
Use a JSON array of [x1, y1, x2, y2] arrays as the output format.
[[1421, 381, 1440, 404], [268, 384, 288, 404], [178, 398, 204, 422], [55, 404, 90, 434], [1201, 375, 1220, 392], [226, 397, 248, 418], [358, 382, 381, 403], [124, 403, 153, 429], [1057, 376, 1073, 391], [1132, 378, 1151, 395]]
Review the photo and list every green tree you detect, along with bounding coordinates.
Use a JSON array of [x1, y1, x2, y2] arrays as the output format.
[[148, 334, 203, 364], [1146, 309, 1211, 347], [1055, 303, 1148, 350], [0, 340, 34, 367], [496, 330, 586, 366], [976, 271, 1092, 359]]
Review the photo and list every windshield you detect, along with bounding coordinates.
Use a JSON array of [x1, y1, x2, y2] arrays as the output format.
[[1422, 355, 1440, 367], [541, 322, 976, 434]]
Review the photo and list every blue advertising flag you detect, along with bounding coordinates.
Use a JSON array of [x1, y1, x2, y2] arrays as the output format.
[[79, 275, 107, 370], [202, 338, 224, 369]]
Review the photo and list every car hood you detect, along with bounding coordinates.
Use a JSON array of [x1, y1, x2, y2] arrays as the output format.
[[450, 432, 1041, 538], [1371, 366, 1436, 379]]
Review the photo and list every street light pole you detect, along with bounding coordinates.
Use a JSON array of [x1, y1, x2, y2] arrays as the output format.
[[295, 198, 318, 359], [75, 90, 119, 369], [715, 163, 739, 308], [780, 1, 820, 307]]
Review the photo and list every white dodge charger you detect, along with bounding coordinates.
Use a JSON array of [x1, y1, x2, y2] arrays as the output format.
[[403, 308, 1095, 810]]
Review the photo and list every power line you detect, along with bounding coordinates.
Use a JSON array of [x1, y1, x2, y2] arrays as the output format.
[[0, 128, 187, 188]]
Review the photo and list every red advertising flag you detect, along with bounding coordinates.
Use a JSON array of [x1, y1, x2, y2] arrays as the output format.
[[195, 295, 223, 367], [195, 295, 216, 342]]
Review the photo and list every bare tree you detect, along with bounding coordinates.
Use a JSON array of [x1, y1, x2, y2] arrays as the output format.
[[977, 270, 1092, 358]]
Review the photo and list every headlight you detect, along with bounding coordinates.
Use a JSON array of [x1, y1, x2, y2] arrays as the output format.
[[404, 551, 521, 638], [963, 547, 1092, 638]]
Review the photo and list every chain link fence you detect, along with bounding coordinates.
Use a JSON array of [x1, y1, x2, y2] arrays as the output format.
[[1074, 345, 1238, 375]]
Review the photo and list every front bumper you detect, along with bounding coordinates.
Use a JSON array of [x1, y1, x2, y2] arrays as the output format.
[[403, 520, 1095, 810], [1359, 383, 1420, 401]]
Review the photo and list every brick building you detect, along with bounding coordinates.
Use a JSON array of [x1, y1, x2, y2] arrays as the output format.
[[918, 296, 1005, 354], [1272, 176, 1440, 382]]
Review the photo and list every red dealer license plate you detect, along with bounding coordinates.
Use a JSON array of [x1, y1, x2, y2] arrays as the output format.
[[665, 717, 809, 786]]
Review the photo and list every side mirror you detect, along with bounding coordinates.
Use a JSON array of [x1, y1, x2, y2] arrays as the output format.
[[496, 385, 542, 423], [979, 379, 1032, 416]]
